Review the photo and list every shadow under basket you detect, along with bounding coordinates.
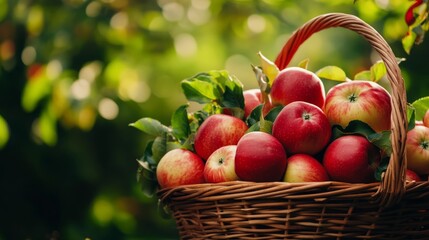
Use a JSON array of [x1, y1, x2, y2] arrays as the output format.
[[158, 13, 429, 240]]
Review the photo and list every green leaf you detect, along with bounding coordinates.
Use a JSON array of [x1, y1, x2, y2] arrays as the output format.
[[151, 133, 168, 163], [402, 30, 417, 54], [246, 121, 261, 132], [136, 158, 158, 197], [407, 104, 416, 131], [316, 66, 347, 82], [171, 104, 190, 141], [264, 105, 283, 122], [181, 72, 221, 103], [0, 114, 9, 149], [354, 70, 371, 80], [370, 61, 386, 82], [367, 131, 392, 156], [375, 157, 389, 182], [411, 96, 429, 120], [129, 118, 170, 136], [331, 120, 376, 140], [246, 104, 263, 126]]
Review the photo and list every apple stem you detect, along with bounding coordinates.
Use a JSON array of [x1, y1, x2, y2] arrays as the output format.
[[251, 64, 274, 134]]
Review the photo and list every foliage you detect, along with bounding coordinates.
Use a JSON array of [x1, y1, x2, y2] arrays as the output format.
[[0, 0, 428, 239]]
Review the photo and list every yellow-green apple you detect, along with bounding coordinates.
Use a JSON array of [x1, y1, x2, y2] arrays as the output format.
[[242, 89, 273, 118], [235, 131, 287, 182], [270, 67, 325, 108], [194, 114, 248, 160], [323, 135, 381, 183], [283, 154, 329, 183], [423, 109, 429, 128], [323, 80, 391, 132], [406, 125, 429, 175], [405, 169, 422, 182], [156, 148, 205, 188], [272, 101, 331, 155], [204, 145, 239, 183]]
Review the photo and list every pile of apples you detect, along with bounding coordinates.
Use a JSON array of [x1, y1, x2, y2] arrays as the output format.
[[134, 57, 429, 191]]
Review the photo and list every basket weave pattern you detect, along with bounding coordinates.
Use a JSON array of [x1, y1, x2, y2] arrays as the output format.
[[158, 13, 429, 239]]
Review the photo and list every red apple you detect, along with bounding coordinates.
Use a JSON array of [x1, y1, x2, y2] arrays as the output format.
[[235, 131, 287, 182], [323, 135, 381, 183], [194, 114, 248, 160], [283, 154, 329, 182], [423, 109, 429, 128], [156, 148, 205, 189], [272, 101, 331, 155], [243, 89, 273, 118], [405, 169, 422, 182], [270, 67, 325, 109], [323, 80, 391, 132], [406, 125, 429, 175], [204, 145, 239, 183], [243, 89, 262, 118]]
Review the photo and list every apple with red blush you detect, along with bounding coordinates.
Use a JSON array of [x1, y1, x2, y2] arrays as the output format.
[[194, 114, 248, 160], [156, 148, 205, 189], [283, 154, 329, 183], [204, 145, 239, 183]]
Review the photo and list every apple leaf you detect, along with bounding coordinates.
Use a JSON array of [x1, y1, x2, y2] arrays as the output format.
[[171, 104, 191, 142], [137, 141, 159, 197], [265, 105, 283, 122], [316, 66, 347, 82], [129, 117, 171, 136], [298, 58, 309, 69], [353, 61, 386, 82], [246, 104, 263, 127], [370, 61, 386, 82], [411, 96, 429, 120], [402, 30, 417, 54], [375, 157, 389, 182], [367, 131, 392, 157], [407, 104, 416, 131], [151, 133, 168, 163], [354, 70, 371, 81], [331, 120, 376, 140], [181, 73, 222, 104]]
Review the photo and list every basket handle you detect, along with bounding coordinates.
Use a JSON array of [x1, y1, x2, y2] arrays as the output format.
[[275, 13, 408, 207]]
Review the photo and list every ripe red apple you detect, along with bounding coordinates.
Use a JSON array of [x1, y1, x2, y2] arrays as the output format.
[[272, 101, 331, 155], [204, 145, 239, 183], [270, 67, 325, 109], [283, 154, 329, 182], [235, 131, 287, 182], [243, 89, 262, 118], [406, 125, 429, 175], [323, 135, 381, 183], [194, 114, 248, 160], [156, 148, 205, 188], [323, 80, 391, 132], [243, 89, 273, 118], [423, 109, 429, 128], [405, 169, 422, 182]]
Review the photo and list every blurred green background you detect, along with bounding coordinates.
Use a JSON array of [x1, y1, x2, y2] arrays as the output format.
[[0, 0, 428, 239]]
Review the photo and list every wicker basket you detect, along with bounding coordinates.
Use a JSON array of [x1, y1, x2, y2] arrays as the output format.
[[158, 13, 429, 239]]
